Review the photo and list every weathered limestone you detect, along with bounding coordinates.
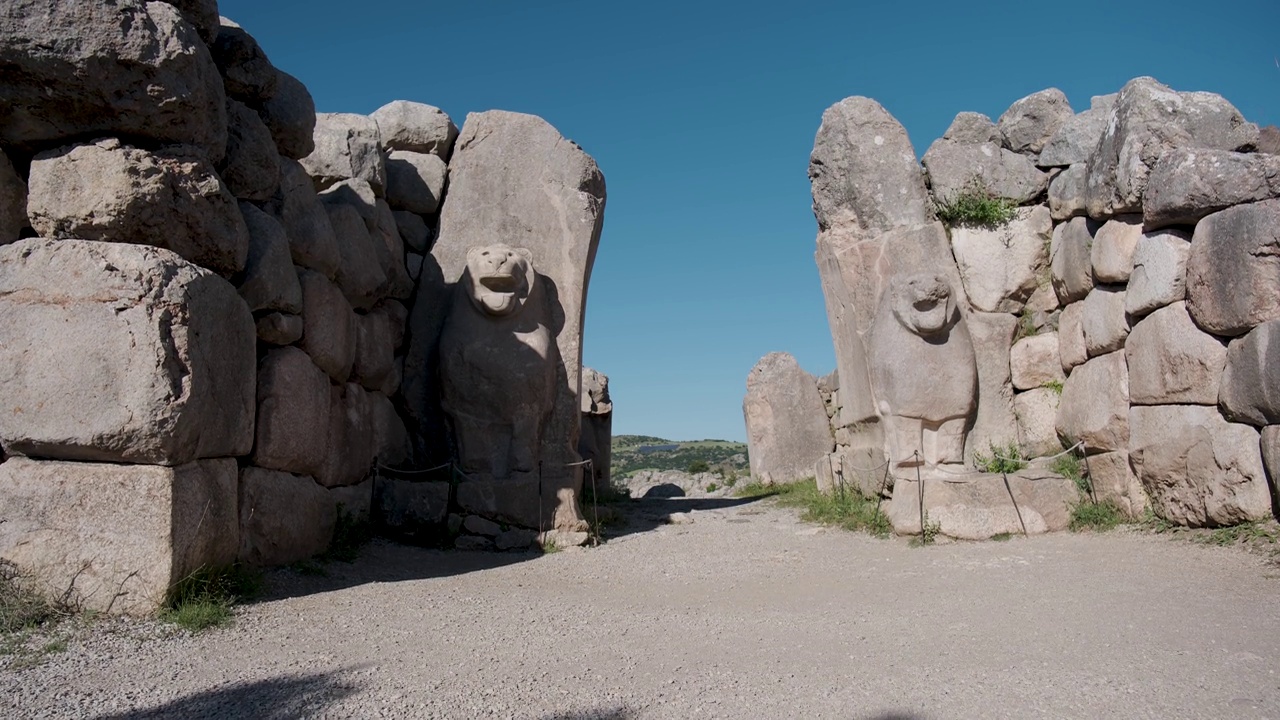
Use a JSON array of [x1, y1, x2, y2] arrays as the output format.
[[887, 470, 1079, 540], [315, 383, 375, 489], [940, 112, 1000, 145], [256, 312, 303, 346], [1130, 405, 1272, 527], [393, 211, 432, 254], [406, 111, 605, 532], [1086, 77, 1258, 218], [0, 458, 238, 615], [167, 0, 221, 44], [301, 113, 386, 194], [1014, 387, 1062, 458], [211, 18, 278, 103], [238, 203, 303, 314], [298, 268, 357, 383], [1090, 215, 1143, 283], [371, 100, 459, 158], [998, 88, 1074, 156], [1126, 302, 1226, 406], [268, 159, 342, 278], [1048, 164, 1088, 220], [1056, 351, 1129, 453], [221, 99, 280, 202], [1081, 286, 1129, 357], [385, 151, 447, 215], [1185, 199, 1280, 337], [870, 275, 977, 465], [1144, 148, 1280, 229], [1126, 229, 1191, 318], [353, 310, 397, 393], [257, 70, 317, 161], [27, 139, 250, 276], [965, 312, 1019, 463], [1049, 217, 1095, 304], [0, 150, 26, 245], [1057, 301, 1088, 372], [370, 392, 412, 468], [1219, 321, 1280, 426], [743, 353, 834, 484], [252, 347, 331, 478], [922, 141, 1048, 204], [322, 201, 388, 311], [579, 367, 613, 493], [949, 205, 1051, 313], [1085, 451, 1148, 519], [0, 0, 227, 160], [375, 479, 450, 542], [1011, 333, 1065, 391], [238, 468, 336, 567], [1039, 97, 1115, 168], [0, 239, 255, 464], [1262, 426, 1280, 494]]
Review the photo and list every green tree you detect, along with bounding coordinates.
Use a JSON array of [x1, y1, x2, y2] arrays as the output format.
[[687, 459, 710, 474]]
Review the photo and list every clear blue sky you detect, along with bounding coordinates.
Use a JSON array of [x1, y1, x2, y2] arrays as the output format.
[[222, 0, 1277, 442]]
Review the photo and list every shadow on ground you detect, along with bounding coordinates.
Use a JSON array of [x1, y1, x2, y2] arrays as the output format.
[[91, 670, 363, 719], [252, 495, 773, 604]]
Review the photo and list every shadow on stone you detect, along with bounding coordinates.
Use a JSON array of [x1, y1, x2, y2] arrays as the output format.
[[91, 670, 362, 719]]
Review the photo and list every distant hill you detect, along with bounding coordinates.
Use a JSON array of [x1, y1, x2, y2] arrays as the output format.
[[611, 435, 750, 479]]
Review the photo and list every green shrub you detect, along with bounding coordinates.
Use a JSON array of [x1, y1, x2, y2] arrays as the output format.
[[935, 178, 1020, 228], [687, 459, 710, 474], [1069, 501, 1125, 532], [737, 478, 891, 537], [1051, 453, 1089, 495], [972, 441, 1028, 474]]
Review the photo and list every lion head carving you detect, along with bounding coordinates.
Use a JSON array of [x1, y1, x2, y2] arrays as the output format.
[[891, 273, 957, 337], [462, 244, 536, 317]]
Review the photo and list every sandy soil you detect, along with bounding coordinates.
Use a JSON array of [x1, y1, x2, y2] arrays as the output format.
[[3, 495, 1279, 719]]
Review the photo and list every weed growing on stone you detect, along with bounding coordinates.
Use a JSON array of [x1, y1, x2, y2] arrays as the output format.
[[910, 512, 943, 547], [1194, 522, 1279, 548], [737, 478, 891, 538], [990, 532, 1014, 542], [706, 482, 719, 493], [1043, 379, 1064, 396], [934, 179, 1019, 228], [972, 441, 1028, 474], [734, 481, 779, 499], [1140, 508, 1178, 534], [1069, 501, 1125, 532], [161, 564, 261, 633], [0, 561, 67, 634], [1051, 453, 1089, 495], [1014, 307, 1039, 343]]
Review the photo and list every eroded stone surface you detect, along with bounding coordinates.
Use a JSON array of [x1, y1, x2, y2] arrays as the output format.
[[1186, 199, 1280, 337], [1126, 229, 1191, 319], [1219, 321, 1280, 426], [950, 205, 1051, 313], [1127, 302, 1226, 406], [1056, 351, 1129, 453], [238, 467, 336, 567], [743, 353, 834, 484]]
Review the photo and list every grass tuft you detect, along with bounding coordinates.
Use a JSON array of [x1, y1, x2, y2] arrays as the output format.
[[161, 564, 261, 633], [972, 441, 1028, 474], [935, 178, 1020, 228], [1193, 522, 1279, 547], [1051, 453, 1090, 496], [1069, 501, 1126, 532], [0, 561, 65, 634], [737, 478, 891, 538]]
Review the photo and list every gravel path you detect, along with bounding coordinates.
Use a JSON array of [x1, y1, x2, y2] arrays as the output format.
[[3, 496, 1280, 719]]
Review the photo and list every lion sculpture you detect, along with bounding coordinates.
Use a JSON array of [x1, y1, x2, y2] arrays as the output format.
[[439, 244, 558, 481]]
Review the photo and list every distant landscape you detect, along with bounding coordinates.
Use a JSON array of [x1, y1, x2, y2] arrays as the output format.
[[611, 435, 750, 478]]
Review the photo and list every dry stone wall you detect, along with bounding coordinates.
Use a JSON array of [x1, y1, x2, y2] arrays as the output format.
[[774, 75, 1279, 535], [0, 0, 605, 612]]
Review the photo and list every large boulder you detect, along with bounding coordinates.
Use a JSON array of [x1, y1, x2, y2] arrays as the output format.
[[922, 142, 1047, 204], [370, 392, 413, 468], [255, 312, 303, 346], [1039, 95, 1116, 167], [1219, 321, 1280, 426], [315, 383, 375, 489], [297, 268, 357, 382], [997, 88, 1074, 156], [743, 353, 834, 485], [1056, 351, 1129, 453], [578, 367, 613, 493], [322, 199, 389, 311], [1143, 148, 1280, 229], [939, 112, 1000, 145], [0, 150, 26, 245], [1048, 163, 1088, 220], [1081, 286, 1129, 357], [1126, 228, 1191, 318], [219, 99, 280, 202], [1086, 450, 1148, 519], [809, 97, 932, 236], [1130, 405, 1272, 527], [1049, 216, 1096, 305], [965, 312, 1020, 461], [1185, 199, 1280, 337], [1085, 77, 1259, 218], [0, 0, 227, 160], [27, 139, 249, 276], [385, 151, 447, 215], [209, 17, 277, 103], [166, 0, 221, 44], [1014, 387, 1062, 458], [301, 113, 386, 194], [887, 469, 1079, 540], [267, 158, 341, 278], [1010, 333, 1065, 391], [393, 210, 432, 254], [1090, 215, 1143, 283], [370, 100, 459, 158], [1058, 301, 1088, 371], [1127, 302, 1227, 406], [238, 467, 336, 567], [949, 204, 1051, 313], [257, 70, 317, 161], [237, 202, 303, 314], [252, 347, 332, 478], [0, 239, 255, 464], [0, 457, 238, 615], [352, 310, 397, 392]]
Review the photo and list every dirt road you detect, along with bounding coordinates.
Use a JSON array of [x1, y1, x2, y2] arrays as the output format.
[[4, 496, 1279, 719]]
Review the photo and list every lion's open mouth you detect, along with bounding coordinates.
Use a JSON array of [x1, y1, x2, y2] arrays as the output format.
[[479, 275, 519, 293]]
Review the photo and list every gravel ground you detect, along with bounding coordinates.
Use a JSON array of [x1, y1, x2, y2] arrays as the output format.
[[3, 496, 1280, 719]]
